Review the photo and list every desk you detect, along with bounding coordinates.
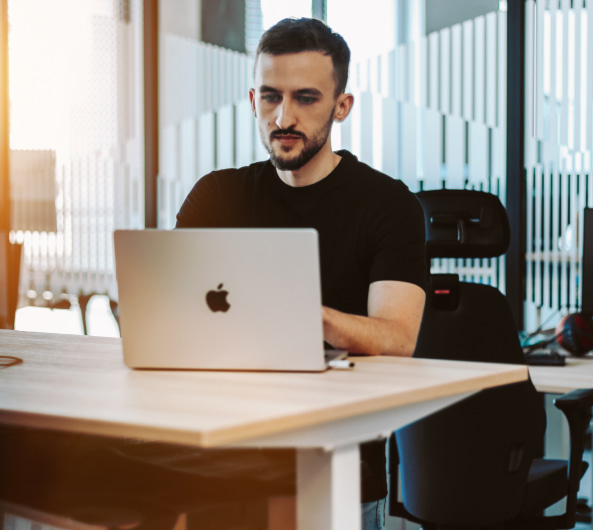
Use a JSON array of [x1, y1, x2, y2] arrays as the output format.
[[0, 330, 528, 530], [529, 355, 593, 394]]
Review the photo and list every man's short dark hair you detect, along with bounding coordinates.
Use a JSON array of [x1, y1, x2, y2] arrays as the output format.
[[255, 17, 350, 96]]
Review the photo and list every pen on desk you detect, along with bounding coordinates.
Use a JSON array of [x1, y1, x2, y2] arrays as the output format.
[[328, 359, 355, 369]]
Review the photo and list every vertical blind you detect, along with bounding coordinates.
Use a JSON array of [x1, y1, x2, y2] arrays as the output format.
[[524, 0, 593, 329], [12, 2, 588, 333]]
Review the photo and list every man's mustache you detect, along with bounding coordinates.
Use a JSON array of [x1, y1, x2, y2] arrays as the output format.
[[270, 129, 306, 139]]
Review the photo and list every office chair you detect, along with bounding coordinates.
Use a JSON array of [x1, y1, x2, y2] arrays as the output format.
[[388, 189, 593, 530]]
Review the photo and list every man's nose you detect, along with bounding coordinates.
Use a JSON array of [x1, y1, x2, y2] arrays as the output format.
[[275, 100, 297, 130]]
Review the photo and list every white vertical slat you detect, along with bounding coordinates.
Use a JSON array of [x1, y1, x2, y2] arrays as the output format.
[[180, 119, 196, 194], [560, 0, 570, 146], [337, 111, 352, 153], [207, 44, 216, 111], [474, 16, 486, 124], [450, 24, 462, 117], [535, 0, 545, 140], [216, 47, 225, 110], [588, 1, 593, 157], [370, 55, 380, 96], [573, 0, 582, 153], [542, 164, 551, 310], [386, 48, 397, 100], [235, 99, 254, 168], [381, 96, 398, 179], [440, 27, 451, 115], [485, 12, 497, 128], [560, 161, 569, 309], [462, 19, 474, 121], [525, 1, 537, 166], [548, 0, 558, 162], [423, 109, 442, 190], [495, 12, 507, 180], [534, 165, 543, 308], [383, 49, 399, 177], [468, 122, 488, 186], [401, 103, 418, 183], [197, 44, 205, 115], [349, 89, 362, 157], [358, 91, 374, 166], [445, 115, 465, 188], [188, 42, 199, 117], [428, 32, 439, 110], [198, 112, 216, 177], [577, 170, 586, 308], [378, 52, 389, 99], [569, 169, 579, 310], [161, 124, 178, 184], [216, 105, 235, 169], [551, 166, 560, 311], [359, 59, 370, 94], [407, 42, 416, 107], [418, 37, 428, 108], [396, 44, 407, 102], [232, 51, 241, 103], [372, 93, 384, 172]]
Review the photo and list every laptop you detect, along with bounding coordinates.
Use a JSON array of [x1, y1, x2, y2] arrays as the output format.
[[113, 228, 349, 372]]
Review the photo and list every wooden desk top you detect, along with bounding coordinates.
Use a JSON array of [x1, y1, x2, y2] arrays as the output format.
[[0, 330, 528, 447], [529, 355, 593, 394]]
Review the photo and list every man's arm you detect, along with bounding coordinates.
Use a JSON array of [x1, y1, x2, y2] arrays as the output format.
[[322, 280, 425, 357]]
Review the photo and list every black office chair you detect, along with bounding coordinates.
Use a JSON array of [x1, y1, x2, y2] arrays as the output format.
[[389, 189, 593, 530]]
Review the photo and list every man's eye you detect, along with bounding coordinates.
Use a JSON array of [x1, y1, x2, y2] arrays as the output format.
[[262, 94, 281, 103], [298, 96, 317, 104]]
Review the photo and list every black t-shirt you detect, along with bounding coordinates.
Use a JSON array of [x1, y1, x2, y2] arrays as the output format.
[[176, 149, 427, 502]]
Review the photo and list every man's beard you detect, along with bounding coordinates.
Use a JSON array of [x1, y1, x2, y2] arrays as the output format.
[[260, 110, 335, 171]]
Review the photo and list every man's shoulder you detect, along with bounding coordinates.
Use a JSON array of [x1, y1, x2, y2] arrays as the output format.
[[202, 160, 269, 183], [339, 150, 412, 195]]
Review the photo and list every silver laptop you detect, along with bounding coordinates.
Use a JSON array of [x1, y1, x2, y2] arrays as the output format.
[[113, 228, 348, 372]]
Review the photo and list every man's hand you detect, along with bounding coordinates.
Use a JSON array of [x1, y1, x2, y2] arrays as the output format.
[[322, 280, 425, 357]]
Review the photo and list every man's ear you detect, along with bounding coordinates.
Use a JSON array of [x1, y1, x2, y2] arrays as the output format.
[[333, 92, 354, 123], [249, 89, 257, 117]]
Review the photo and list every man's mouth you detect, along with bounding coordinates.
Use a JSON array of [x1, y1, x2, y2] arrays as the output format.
[[271, 130, 305, 142]]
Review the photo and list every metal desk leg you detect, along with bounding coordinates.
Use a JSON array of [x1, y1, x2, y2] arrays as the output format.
[[297, 444, 361, 530]]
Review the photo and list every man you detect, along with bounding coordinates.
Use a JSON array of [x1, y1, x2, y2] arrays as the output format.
[[176, 17, 427, 530]]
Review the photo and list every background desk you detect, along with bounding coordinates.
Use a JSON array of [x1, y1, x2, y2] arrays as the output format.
[[0, 330, 528, 530]]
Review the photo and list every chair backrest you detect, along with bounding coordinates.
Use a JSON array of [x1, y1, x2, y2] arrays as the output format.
[[395, 190, 546, 527]]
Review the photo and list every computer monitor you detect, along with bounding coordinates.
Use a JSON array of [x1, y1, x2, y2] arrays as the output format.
[[582, 208, 593, 315]]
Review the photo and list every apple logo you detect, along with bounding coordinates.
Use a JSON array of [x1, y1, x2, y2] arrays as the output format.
[[206, 283, 231, 312]]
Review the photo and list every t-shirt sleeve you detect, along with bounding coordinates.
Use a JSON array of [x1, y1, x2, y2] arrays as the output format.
[[368, 182, 427, 291]]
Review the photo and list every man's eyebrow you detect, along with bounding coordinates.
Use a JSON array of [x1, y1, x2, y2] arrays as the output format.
[[295, 88, 322, 96], [258, 86, 322, 97]]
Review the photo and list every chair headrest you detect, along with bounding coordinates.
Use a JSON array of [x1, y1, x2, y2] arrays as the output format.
[[417, 189, 510, 259]]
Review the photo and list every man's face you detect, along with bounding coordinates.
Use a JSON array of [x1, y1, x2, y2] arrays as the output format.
[[249, 51, 341, 171]]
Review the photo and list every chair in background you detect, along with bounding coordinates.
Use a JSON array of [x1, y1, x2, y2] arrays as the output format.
[[389, 189, 593, 530]]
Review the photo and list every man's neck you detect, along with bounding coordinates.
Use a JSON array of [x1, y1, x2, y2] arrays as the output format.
[[276, 147, 342, 188]]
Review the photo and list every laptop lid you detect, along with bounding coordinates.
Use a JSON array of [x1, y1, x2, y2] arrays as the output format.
[[113, 228, 329, 371]]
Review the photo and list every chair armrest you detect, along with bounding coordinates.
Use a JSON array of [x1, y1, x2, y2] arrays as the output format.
[[554, 388, 593, 412], [553, 388, 593, 528]]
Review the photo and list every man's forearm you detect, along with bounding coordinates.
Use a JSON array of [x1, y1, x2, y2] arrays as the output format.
[[321, 306, 418, 357]]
